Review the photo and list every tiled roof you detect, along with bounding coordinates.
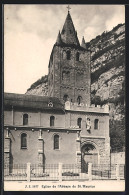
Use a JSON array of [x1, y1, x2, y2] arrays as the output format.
[[4, 93, 64, 111]]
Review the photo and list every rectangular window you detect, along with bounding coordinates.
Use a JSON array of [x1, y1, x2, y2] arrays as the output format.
[[21, 133, 27, 149]]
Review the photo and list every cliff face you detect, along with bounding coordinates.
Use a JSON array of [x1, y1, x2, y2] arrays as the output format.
[[89, 23, 125, 151], [26, 23, 125, 151], [89, 24, 125, 121], [26, 75, 48, 96]]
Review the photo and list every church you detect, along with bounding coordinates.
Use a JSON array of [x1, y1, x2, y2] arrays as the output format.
[[4, 9, 110, 172]]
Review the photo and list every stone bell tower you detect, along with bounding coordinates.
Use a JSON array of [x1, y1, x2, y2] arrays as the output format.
[[48, 10, 91, 105]]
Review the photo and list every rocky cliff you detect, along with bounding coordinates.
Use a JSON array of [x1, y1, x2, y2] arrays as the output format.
[[26, 23, 125, 151], [26, 75, 48, 96]]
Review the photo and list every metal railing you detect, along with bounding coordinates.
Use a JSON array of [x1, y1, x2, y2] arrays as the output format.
[[62, 164, 86, 181], [92, 164, 116, 180], [30, 164, 59, 181], [4, 164, 27, 181], [119, 164, 125, 179], [4, 163, 125, 181]]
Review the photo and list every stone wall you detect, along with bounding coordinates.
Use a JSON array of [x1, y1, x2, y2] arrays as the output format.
[[111, 152, 125, 164], [48, 45, 91, 105], [4, 128, 79, 165], [81, 137, 110, 165]]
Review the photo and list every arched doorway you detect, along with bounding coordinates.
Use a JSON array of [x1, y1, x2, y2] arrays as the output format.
[[81, 143, 98, 173]]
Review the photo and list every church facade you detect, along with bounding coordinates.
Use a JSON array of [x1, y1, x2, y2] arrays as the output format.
[[4, 11, 110, 171]]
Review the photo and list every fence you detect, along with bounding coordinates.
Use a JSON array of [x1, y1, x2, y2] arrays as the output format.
[[4, 164, 27, 181], [92, 164, 116, 180], [30, 164, 59, 181], [4, 163, 125, 181]]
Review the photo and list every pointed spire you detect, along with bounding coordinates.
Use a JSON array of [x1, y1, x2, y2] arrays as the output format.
[[56, 31, 62, 45], [60, 11, 80, 46], [81, 36, 86, 49]]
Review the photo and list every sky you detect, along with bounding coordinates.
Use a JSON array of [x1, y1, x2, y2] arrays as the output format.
[[4, 4, 125, 94]]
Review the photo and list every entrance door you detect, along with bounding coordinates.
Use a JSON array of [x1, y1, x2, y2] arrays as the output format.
[[84, 153, 98, 164], [81, 143, 98, 173]]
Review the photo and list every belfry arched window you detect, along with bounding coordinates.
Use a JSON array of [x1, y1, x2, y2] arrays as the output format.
[[23, 114, 28, 125], [94, 119, 99, 129], [77, 118, 82, 128], [66, 50, 71, 60], [54, 134, 59, 149], [76, 52, 80, 61], [50, 116, 55, 127], [77, 96, 82, 105], [21, 133, 27, 149], [63, 94, 69, 102]]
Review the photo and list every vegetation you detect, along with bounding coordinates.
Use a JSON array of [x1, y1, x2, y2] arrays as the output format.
[[110, 118, 125, 152], [91, 95, 102, 106]]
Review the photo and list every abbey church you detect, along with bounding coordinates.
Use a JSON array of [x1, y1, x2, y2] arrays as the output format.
[[4, 10, 110, 171]]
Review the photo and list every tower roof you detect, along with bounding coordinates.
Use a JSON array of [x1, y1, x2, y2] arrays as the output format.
[[56, 31, 62, 45], [60, 11, 80, 46], [81, 36, 86, 49]]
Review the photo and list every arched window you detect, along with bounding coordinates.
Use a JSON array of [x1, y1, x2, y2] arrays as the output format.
[[50, 116, 55, 127], [63, 94, 69, 102], [77, 118, 82, 128], [77, 96, 82, 105], [94, 119, 99, 129], [54, 134, 59, 149], [76, 52, 80, 61], [21, 133, 27, 149], [66, 50, 71, 60], [23, 114, 28, 125]]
